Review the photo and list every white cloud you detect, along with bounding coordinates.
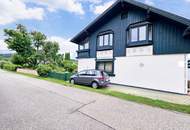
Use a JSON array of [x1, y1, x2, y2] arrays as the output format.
[[48, 36, 78, 59], [25, 0, 85, 15], [145, 0, 155, 6], [0, 39, 14, 54], [0, 0, 44, 25], [91, 0, 115, 15], [78, 0, 102, 4], [0, 40, 7, 51]]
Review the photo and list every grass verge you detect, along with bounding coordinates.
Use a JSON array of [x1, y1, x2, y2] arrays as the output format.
[[12, 71, 190, 114]]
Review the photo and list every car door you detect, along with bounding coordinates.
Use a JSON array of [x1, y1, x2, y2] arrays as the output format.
[[85, 70, 96, 85], [77, 70, 88, 85]]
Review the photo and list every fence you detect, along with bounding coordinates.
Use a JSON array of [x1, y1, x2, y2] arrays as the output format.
[[47, 72, 73, 81]]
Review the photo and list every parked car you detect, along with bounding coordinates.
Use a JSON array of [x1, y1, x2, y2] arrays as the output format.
[[70, 69, 110, 89]]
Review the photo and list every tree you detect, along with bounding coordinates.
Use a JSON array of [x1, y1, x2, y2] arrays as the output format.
[[3, 24, 62, 69], [30, 31, 47, 66], [56, 54, 64, 67], [42, 41, 60, 64], [11, 54, 25, 65], [4, 24, 33, 65], [31, 31, 46, 51], [65, 53, 70, 60]]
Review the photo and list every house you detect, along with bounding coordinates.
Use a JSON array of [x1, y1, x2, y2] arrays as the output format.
[[71, 0, 190, 94]]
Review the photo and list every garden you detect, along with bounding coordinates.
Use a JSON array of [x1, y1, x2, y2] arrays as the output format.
[[0, 24, 77, 80]]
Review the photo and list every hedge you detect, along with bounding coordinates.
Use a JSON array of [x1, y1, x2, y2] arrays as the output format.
[[37, 64, 52, 77], [3, 63, 18, 71], [0, 61, 7, 69]]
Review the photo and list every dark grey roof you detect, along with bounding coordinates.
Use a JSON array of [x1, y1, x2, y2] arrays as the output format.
[[71, 0, 190, 43]]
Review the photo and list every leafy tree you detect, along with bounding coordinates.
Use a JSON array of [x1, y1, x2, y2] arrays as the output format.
[[4, 24, 32, 56], [56, 54, 64, 67], [30, 31, 47, 66], [4, 24, 33, 65], [11, 54, 25, 65], [42, 41, 60, 64], [65, 53, 70, 60], [31, 31, 46, 51], [3, 24, 66, 70]]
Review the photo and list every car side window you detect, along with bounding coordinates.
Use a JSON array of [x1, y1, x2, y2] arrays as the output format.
[[87, 70, 96, 76], [78, 71, 87, 76], [95, 71, 101, 76]]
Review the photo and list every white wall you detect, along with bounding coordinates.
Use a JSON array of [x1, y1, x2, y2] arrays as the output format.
[[111, 54, 188, 94], [78, 58, 95, 72], [97, 50, 113, 59], [187, 54, 190, 81], [126, 45, 153, 56]]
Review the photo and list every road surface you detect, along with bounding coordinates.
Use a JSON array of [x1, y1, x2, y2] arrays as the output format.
[[0, 69, 190, 130]]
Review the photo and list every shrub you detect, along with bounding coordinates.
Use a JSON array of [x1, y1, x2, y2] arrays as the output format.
[[37, 64, 52, 77], [0, 60, 8, 69], [63, 60, 77, 73], [11, 54, 25, 66], [3, 63, 18, 71]]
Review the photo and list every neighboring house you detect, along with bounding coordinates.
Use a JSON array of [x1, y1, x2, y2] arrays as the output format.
[[71, 0, 190, 94]]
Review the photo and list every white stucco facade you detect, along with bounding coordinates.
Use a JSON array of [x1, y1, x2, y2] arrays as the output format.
[[78, 54, 189, 94], [78, 58, 96, 72]]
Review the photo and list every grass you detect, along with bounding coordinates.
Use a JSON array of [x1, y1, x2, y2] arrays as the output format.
[[8, 71, 190, 114]]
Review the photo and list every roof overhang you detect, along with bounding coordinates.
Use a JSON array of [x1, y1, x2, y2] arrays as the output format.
[[71, 0, 190, 43], [183, 26, 190, 38]]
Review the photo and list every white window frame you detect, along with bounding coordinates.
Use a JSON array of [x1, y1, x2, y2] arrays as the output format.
[[79, 42, 89, 51], [98, 32, 113, 47], [128, 23, 152, 44]]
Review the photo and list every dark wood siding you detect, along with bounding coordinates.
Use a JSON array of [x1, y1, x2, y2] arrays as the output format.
[[77, 7, 190, 59], [153, 18, 190, 54]]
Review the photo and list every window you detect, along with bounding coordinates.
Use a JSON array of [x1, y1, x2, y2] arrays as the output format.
[[86, 70, 96, 76], [99, 36, 104, 46], [96, 61, 113, 74], [131, 28, 138, 42], [79, 42, 89, 50], [104, 34, 109, 46], [98, 33, 113, 47], [188, 60, 190, 69], [139, 26, 146, 41], [128, 23, 152, 44], [78, 71, 87, 76]]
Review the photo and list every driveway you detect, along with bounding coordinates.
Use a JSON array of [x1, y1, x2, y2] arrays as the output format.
[[0, 70, 190, 130]]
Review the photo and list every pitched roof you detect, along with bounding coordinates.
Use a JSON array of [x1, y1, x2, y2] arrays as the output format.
[[71, 0, 190, 43]]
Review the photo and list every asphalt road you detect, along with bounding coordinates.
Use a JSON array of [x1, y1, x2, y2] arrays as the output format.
[[0, 70, 190, 130]]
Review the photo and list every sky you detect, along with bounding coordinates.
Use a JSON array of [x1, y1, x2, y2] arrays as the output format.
[[0, 0, 190, 58]]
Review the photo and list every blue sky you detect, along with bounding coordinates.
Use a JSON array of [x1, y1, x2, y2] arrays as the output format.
[[0, 0, 190, 58]]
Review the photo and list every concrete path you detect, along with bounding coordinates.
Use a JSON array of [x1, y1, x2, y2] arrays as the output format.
[[108, 84, 190, 105], [0, 69, 190, 130]]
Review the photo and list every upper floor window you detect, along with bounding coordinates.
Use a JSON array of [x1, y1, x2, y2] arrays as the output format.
[[79, 42, 89, 50], [128, 22, 152, 46], [98, 32, 113, 47]]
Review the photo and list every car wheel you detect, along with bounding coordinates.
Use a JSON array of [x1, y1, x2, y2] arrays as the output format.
[[92, 82, 98, 89], [70, 79, 75, 84]]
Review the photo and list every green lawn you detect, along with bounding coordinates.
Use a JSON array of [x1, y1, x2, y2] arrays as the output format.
[[14, 71, 190, 114]]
